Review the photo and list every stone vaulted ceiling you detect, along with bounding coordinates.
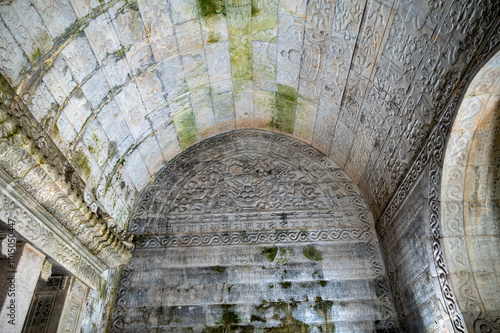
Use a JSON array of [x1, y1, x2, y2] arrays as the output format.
[[0, 0, 498, 230]]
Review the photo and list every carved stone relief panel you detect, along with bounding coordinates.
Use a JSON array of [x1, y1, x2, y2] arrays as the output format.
[[111, 130, 399, 332]]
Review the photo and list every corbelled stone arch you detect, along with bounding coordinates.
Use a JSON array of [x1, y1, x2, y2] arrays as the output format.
[[441, 51, 500, 332], [111, 129, 399, 332]]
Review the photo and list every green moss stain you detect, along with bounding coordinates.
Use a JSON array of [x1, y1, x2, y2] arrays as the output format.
[[251, 315, 266, 323], [262, 246, 278, 262], [173, 109, 198, 149], [280, 281, 292, 289], [270, 84, 297, 133], [30, 47, 43, 64], [210, 266, 226, 273], [252, 0, 278, 43], [251, 3, 260, 17], [107, 44, 131, 62], [72, 150, 91, 178], [313, 297, 335, 333], [318, 280, 328, 287], [221, 306, 240, 326], [227, 2, 252, 80], [259, 301, 311, 333], [206, 32, 220, 44], [196, 0, 226, 19], [303, 245, 323, 261], [96, 276, 108, 303], [156, 305, 165, 326]]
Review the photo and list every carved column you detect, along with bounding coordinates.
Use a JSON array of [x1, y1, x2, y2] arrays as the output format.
[[22, 276, 90, 333], [0, 243, 46, 332]]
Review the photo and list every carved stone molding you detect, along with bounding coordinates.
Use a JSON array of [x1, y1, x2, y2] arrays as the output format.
[[135, 228, 374, 248], [0, 169, 103, 288], [0, 74, 132, 276]]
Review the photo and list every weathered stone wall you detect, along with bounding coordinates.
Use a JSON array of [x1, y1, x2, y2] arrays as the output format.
[[378, 170, 454, 332], [110, 131, 398, 332]]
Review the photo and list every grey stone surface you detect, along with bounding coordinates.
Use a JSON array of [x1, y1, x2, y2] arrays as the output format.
[[111, 131, 398, 332], [0, 243, 45, 333]]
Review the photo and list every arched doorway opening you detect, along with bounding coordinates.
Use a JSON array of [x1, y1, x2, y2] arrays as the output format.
[[441, 51, 500, 332]]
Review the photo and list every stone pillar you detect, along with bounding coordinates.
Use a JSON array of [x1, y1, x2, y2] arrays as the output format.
[[0, 242, 46, 332]]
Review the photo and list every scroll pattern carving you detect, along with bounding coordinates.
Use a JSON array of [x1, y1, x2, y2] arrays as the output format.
[[0, 190, 100, 288], [377, 18, 500, 333]]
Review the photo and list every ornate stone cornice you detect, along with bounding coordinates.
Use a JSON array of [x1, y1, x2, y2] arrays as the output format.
[[0, 74, 132, 277], [0, 168, 101, 288]]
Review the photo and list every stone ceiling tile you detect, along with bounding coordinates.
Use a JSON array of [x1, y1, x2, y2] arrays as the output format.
[[252, 0, 278, 43], [253, 78, 276, 94], [32, 0, 76, 39], [81, 119, 111, 168], [0, 21, 29, 87], [81, 69, 111, 110], [294, 97, 317, 144], [42, 56, 78, 106], [125, 41, 155, 74], [54, 111, 78, 153], [155, 123, 181, 162], [84, 14, 121, 62], [253, 90, 274, 128], [123, 148, 151, 191], [252, 41, 277, 81], [97, 99, 134, 156], [172, 107, 198, 149], [156, 55, 188, 103], [276, 14, 304, 88], [190, 85, 217, 136], [0, 4, 44, 65], [330, 121, 355, 169], [345, 137, 373, 185], [213, 92, 236, 131], [205, 41, 232, 83], [72, 142, 101, 184], [311, 98, 339, 156], [321, 52, 350, 106], [177, 21, 210, 90], [61, 34, 98, 84], [137, 0, 177, 62], [338, 73, 369, 131], [135, 71, 167, 114], [169, 0, 197, 25], [112, 5, 147, 46], [63, 91, 92, 133], [199, 6, 228, 43], [114, 82, 152, 140], [105, 161, 138, 207], [234, 79, 254, 128], [147, 106, 172, 131], [24, 81, 57, 125], [352, 0, 395, 79], [101, 57, 130, 89], [137, 135, 166, 176], [280, 0, 307, 18], [67, 0, 100, 18]]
